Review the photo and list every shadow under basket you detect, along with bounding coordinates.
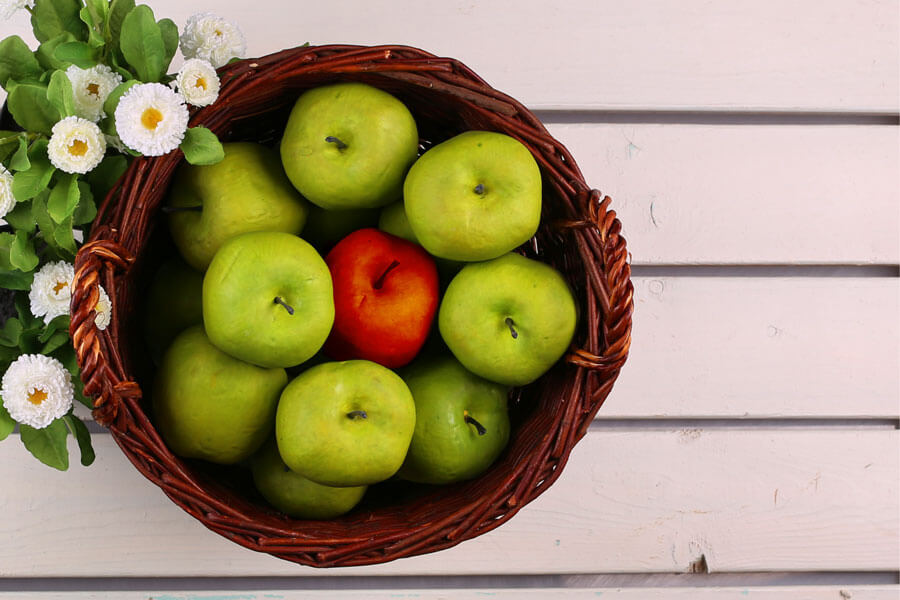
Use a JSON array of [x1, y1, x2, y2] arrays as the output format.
[[68, 44, 634, 568]]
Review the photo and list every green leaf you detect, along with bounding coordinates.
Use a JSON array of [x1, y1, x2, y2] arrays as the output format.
[[32, 191, 57, 247], [9, 136, 30, 171], [0, 36, 43, 89], [53, 41, 99, 69], [158, 18, 179, 68], [48, 172, 80, 223], [31, 0, 87, 44], [79, 3, 106, 49], [7, 82, 61, 135], [0, 397, 15, 442], [20, 420, 69, 470], [119, 4, 167, 82], [52, 215, 77, 256], [73, 181, 97, 225], [0, 317, 23, 347], [12, 139, 55, 202], [0, 268, 34, 290], [102, 79, 138, 121], [63, 413, 95, 466], [0, 131, 24, 163], [41, 329, 70, 354], [38, 314, 70, 343], [181, 127, 225, 166], [3, 200, 37, 233], [47, 69, 76, 118], [51, 343, 91, 409], [9, 230, 39, 272], [106, 0, 135, 50], [35, 32, 78, 71]]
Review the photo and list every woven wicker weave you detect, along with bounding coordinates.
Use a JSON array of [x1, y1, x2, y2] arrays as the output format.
[[68, 44, 633, 567]]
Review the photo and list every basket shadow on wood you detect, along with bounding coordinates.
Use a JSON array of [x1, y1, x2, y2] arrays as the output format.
[[68, 44, 633, 568]]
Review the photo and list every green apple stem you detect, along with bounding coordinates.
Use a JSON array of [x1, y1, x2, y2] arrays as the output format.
[[373, 260, 401, 290], [273, 296, 295, 315], [464, 414, 487, 436], [325, 135, 348, 150], [504, 317, 519, 339], [346, 410, 367, 420], [161, 205, 202, 213], [474, 183, 485, 195]]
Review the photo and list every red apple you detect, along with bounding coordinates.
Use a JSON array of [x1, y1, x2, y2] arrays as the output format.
[[324, 228, 439, 368]]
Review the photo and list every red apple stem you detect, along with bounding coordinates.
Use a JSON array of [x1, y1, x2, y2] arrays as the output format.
[[373, 260, 401, 290], [273, 296, 295, 315], [161, 205, 202, 213], [346, 410, 367, 420], [474, 183, 485, 195], [325, 135, 348, 150], [465, 414, 487, 436], [505, 317, 518, 339]]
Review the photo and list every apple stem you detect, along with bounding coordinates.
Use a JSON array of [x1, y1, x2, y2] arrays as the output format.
[[505, 317, 519, 339], [346, 410, 368, 420], [161, 205, 202, 213], [273, 296, 295, 315], [325, 135, 348, 150], [465, 414, 487, 436], [373, 260, 401, 290], [474, 183, 485, 195]]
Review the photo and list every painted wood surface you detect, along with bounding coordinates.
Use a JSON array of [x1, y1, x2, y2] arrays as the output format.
[[0, 587, 897, 600], [1, 430, 896, 577], [1, 0, 897, 112], [605, 277, 900, 418]]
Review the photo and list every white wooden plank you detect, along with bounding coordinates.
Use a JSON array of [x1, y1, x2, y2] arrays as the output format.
[[0, 587, 897, 600], [550, 123, 900, 265], [602, 276, 900, 418], [1, 0, 897, 112], [0, 430, 895, 576]]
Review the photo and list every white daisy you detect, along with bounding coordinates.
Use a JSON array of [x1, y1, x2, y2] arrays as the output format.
[[174, 58, 220, 107], [47, 116, 107, 174], [1, 354, 74, 429], [29, 261, 75, 323], [114, 83, 189, 156], [0, 0, 34, 20], [0, 164, 14, 222], [66, 64, 123, 122], [180, 12, 246, 68], [93, 285, 111, 331]]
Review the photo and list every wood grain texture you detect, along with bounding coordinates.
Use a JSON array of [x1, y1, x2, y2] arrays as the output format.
[[0, 587, 897, 599], [0, 430, 895, 577], [549, 124, 900, 265], [1, 0, 897, 112], [604, 277, 900, 418]]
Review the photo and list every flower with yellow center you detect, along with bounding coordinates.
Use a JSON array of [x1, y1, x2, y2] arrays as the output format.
[[47, 116, 106, 174], [174, 58, 220, 107], [1, 354, 74, 429], [29, 261, 75, 324], [66, 64, 123, 122], [114, 82, 190, 156], [180, 12, 246, 68]]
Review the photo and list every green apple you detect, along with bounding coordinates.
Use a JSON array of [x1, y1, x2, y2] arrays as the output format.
[[251, 439, 367, 519], [279, 82, 419, 210], [303, 203, 380, 252], [153, 325, 287, 464], [403, 130, 542, 262], [399, 355, 510, 485], [276, 360, 416, 487], [143, 256, 204, 364], [167, 142, 309, 270], [203, 231, 334, 368], [438, 252, 577, 386]]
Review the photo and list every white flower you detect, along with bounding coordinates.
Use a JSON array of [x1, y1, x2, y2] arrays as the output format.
[[47, 116, 106, 174], [29, 261, 75, 323], [114, 83, 189, 156], [174, 58, 220, 107], [66, 64, 123, 122], [0, 0, 34, 20], [180, 12, 246, 68], [1, 354, 73, 429], [93, 285, 111, 331], [0, 164, 14, 221]]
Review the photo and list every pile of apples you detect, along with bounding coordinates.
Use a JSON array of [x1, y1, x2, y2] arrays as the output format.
[[143, 82, 578, 519]]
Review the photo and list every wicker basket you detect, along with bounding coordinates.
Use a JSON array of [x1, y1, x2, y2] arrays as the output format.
[[68, 44, 633, 567]]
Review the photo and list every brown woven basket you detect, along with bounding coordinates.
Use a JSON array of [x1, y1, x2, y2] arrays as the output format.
[[68, 44, 633, 567]]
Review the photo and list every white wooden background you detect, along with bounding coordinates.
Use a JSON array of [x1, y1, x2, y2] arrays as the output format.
[[1, 1, 898, 598]]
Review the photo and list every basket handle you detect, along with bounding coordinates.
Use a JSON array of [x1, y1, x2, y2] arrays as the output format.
[[70, 234, 140, 427]]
